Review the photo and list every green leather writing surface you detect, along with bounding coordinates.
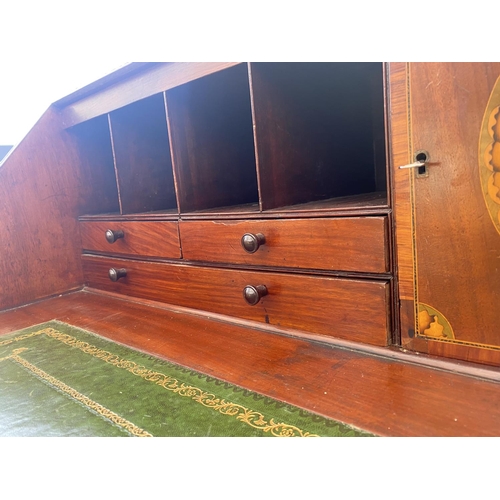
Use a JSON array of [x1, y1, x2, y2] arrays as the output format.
[[0, 321, 373, 437]]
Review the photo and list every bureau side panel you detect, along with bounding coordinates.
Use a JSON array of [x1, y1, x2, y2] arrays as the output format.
[[0, 107, 86, 310]]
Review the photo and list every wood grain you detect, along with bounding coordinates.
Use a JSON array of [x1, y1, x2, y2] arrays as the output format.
[[0, 291, 499, 436], [80, 221, 181, 258], [60, 62, 241, 127], [179, 217, 389, 273], [179, 192, 389, 219], [388, 63, 414, 301], [0, 107, 86, 311], [82, 255, 391, 346], [409, 63, 500, 352], [166, 64, 259, 213], [250, 63, 386, 210], [387, 62, 417, 350]]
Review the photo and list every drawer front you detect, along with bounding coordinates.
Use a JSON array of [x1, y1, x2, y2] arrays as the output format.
[[83, 255, 391, 346], [80, 221, 181, 258], [179, 217, 389, 273]]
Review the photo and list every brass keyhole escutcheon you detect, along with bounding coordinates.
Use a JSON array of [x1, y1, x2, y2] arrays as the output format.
[[414, 150, 430, 177]]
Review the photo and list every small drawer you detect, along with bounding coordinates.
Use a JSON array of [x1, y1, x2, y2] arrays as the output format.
[[82, 255, 391, 346], [80, 221, 181, 259], [179, 217, 389, 273]]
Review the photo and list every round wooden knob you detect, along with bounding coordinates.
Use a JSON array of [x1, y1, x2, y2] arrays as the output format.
[[241, 233, 265, 253], [105, 229, 124, 244], [109, 268, 127, 282], [243, 285, 268, 305]]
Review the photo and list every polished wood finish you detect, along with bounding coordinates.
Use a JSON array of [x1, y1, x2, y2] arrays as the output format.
[[80, 221, 181, 258], [179, 217, 389, 273], [78, 210, 180, 221], [0, 107, 85, 310], [82, 255, 391, 346], [250, 63, 386, 210], [166, 64, 259, 213], [109, 92, 177, 214], [4, 61, 500, 436], [411, 63, 500, 346], [60, 62, 241, 127], [179, 193, 390, 219], [390, 63, 500, 365], [1, 291, 499, 437], [388, 63, 416, 348]]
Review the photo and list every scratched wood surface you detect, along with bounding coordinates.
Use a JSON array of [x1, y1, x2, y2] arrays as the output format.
[[0, 291, 499, 436], [392, 62, 500, 365], [82, 255, 391, 346], [179, 217, 389, 273], [80, 221, 181, 258]]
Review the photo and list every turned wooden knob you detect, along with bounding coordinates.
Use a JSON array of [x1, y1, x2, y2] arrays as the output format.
[[243, 285, 268, 305], [241, 233, 265, 253], [105, 229, 124, 244], [108, 268, 127, 282]]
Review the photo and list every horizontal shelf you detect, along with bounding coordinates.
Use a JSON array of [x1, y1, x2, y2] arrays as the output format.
[[180, 193, 389, 219], [266, 192, 389, 213], [80, 193, 389, 221], [79, 208, 179, 222], [180, 203, 261, 217]]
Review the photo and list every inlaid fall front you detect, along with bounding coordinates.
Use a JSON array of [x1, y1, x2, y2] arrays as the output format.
[[480, 76, 500, 235], [405, 63, 500, 360]]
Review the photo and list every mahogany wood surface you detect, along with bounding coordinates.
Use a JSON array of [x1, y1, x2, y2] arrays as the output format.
[[179, 217, 389, 273], [250, 63, 386, 210], [395, 63, 500, 364], [80, 221, 181, 258], [60, 62, 241, 127], [78, 209, 180, 221], [82, 255, 391, 346], [388, 63, 417, 352], [0, 107, 86, 311], [0, 291, 499, 436], [166, 64, 259, 212], [109, 93, 177, 214], [388, 63, 414, 301], [179, 193, 390, 219], [390, 62, 500, 366]]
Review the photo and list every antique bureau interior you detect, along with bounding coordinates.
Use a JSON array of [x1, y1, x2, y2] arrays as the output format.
[[1, 61, 499, 437]]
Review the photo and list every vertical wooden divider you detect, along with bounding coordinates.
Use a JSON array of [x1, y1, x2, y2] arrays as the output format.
[[163, 91, 181, 218], [165, 64, 259, 214], [107, 113, 124, 215], [107, 94, 177, 215], [247, 62, 264, 213], [387, 63, 416, 346]]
